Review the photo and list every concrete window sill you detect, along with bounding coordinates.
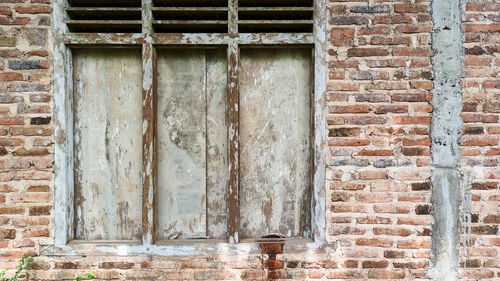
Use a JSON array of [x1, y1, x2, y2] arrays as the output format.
[[41, 239, 335, 256]]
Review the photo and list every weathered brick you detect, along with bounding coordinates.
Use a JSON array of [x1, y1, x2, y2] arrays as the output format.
[[330, 16, 369, 25], [384, 250, 405, 259], [330, 27, 354, 46], [471, 225, 498, 235], [0, 229, 15, 239], [347, 48, 389, 57]]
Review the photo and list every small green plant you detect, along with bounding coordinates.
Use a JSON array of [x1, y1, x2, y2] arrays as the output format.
[[1, 254, 95, 281], [73, 272, 95, 281], [0, 254, 33, 281]]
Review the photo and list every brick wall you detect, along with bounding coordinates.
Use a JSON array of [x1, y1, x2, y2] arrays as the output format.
[[326, 0, 433, 279], [0, 0, 498, 280], [460, 1, 500, 280], [0, 0, 53, 262]]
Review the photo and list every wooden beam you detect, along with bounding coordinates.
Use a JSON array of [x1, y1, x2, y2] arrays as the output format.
[[142, 0, 155, 246], [312, 0, 327, 243], [54, 0, 74, 246], [141, 42, 156, 246], [227, 41, 240, 244]]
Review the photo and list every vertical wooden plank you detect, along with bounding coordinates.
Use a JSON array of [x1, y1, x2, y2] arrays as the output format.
[[239, 48, 312, 239], [73, 49, 143, 241], [142, 42, 156, 245], [53, 0, 72, 244], [142, 0, 155, 245], [206, 50, 229, 239], [313, 0, 327, 243], [227, 42, 240, 243], [156, 50, 208, 240]]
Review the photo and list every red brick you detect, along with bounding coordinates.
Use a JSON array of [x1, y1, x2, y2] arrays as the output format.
[[374, 228, 412, 236], [359, 26, 390, 35], [465, 24, 500, 32], [466, 3, 500, 11], [373, 15, 412, 24], [356, 238, 393, 247], [15, 6, 51, 14], [366, 59, 406, 68], [374, 204, 410, 214], [357, 217, 391, 224], [330, 105, 370, 114], [396, 25, 432, 33], [410, 81, 433, 90], [0, 117, 24, 125], [462, 270, 494, 279], [358, 170, 388, 180], [0, 73, 23, 81], [308, 270, 323, 278], [464, 56, 491, 66], [330, 27, 354, 46], [392, 93, 431, 102], [461, 137, 499, 146], [402, 147, 430, 156], [326, 270, 365, 279], [393, 47, 430, 57], [397, 218, 430, 225], [362, 261, 389, 269], [394, 261, 428, 269], [394, 4, 429, 13], [0, 207, 23, 215], [347, 48, 389, 57], [375, 105, 407, 114], [329, 139, 370, 146], [393, 116, 431, 125], [370, 36, 411, 46], [23, 229, 49, 237], [358, 149, 393, 156], [397, 239, 431, 249]]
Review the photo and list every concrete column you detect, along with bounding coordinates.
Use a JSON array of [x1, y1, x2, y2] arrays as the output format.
[[429, 0, 466, 279]]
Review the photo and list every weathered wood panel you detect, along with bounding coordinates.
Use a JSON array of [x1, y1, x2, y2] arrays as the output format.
[[156, 49, 228, 240], [206, 50, 229, 239], [73, 48, 143, 241], [239, 48, 312, 238]]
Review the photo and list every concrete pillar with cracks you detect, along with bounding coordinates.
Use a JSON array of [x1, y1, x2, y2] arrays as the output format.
[[428, 0, 466, 279]]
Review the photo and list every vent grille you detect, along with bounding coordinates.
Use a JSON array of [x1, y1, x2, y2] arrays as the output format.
[[66, 0, 142, 33], [238, 0, 313, 33], [65, 0, 314, 34], [152, 0, 228, 33]]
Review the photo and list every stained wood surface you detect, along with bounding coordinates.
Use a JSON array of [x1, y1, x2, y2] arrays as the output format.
[[239, 48, 312, 238], [73, 49, 143, 240], [156, 49, 228, 240]]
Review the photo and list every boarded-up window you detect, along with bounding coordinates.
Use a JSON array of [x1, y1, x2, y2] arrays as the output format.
[[73, 49, 143, 241], [70, 47, 312, 242], [55, 0, 323, 246]]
